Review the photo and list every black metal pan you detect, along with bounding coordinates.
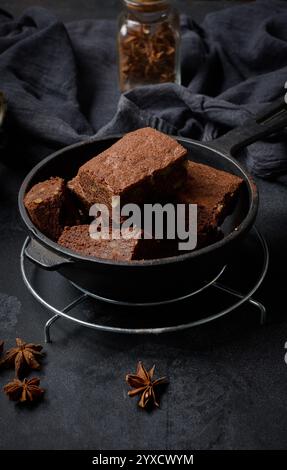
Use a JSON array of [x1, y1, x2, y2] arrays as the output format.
[[18, 99, 287, 305]]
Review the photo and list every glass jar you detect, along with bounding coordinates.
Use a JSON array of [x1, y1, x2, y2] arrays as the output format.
[[118, 0, 181, 92]]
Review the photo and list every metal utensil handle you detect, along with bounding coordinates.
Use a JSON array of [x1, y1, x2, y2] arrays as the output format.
[[208, 97, 287, 155], [25, 238, 72, 270]]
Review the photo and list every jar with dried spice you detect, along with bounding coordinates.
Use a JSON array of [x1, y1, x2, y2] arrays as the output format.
[[118, 0, 181, 92]]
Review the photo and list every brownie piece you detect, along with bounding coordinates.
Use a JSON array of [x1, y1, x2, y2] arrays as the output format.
[[61, 191, 85, 227], [77, 127, 187, 209], [177, 161, 243, 225], [58, 225, 166, 261], [24, 177, 83, 240], [176, 161, 243, 246], [68, 177, 130, 232], [24, 177, 65, 240], [67, 176, 93, 212]]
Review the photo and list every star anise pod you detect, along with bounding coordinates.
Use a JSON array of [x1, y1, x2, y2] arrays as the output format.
[[126, 361, 168, 409], [0, 338, 44, 377], [4, 377, 44, 403]]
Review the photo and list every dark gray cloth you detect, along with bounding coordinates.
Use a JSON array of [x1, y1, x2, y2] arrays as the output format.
[[0, 0, 287, 176]]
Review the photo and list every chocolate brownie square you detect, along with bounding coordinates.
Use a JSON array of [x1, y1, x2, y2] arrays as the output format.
[[67, 176, 93, 212], [177, 161, 243, 224], [24, 177, 83, 240], [58, 225, 166, 261], [77, 127, 187, 210], [176, 161, 244, 247], [24, 177, 65, 240]]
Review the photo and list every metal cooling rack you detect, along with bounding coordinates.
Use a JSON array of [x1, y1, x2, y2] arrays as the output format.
[[20, 227, 269, 343]]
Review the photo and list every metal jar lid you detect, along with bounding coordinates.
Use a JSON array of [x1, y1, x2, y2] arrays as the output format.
[[123, 0, 169, 13]]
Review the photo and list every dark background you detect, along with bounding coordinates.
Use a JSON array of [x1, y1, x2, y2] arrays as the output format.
[[1, 1, 250, 23], [1, 0, 287, 451]]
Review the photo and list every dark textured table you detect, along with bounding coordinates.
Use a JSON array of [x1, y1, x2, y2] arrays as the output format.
[[1, 0, 287, 451]]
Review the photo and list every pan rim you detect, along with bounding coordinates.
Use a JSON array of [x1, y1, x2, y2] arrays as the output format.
[[18, 133, 258, 268]]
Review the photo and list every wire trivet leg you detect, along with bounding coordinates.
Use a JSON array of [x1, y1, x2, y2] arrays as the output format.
[[247, 298, 267, 325], [44, 294, 87, 343], [213, 283, 267, 325], [45, 315, 61, 343]]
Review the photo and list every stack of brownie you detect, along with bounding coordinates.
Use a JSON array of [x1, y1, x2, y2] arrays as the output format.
[[24, 127, 243, 261]]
